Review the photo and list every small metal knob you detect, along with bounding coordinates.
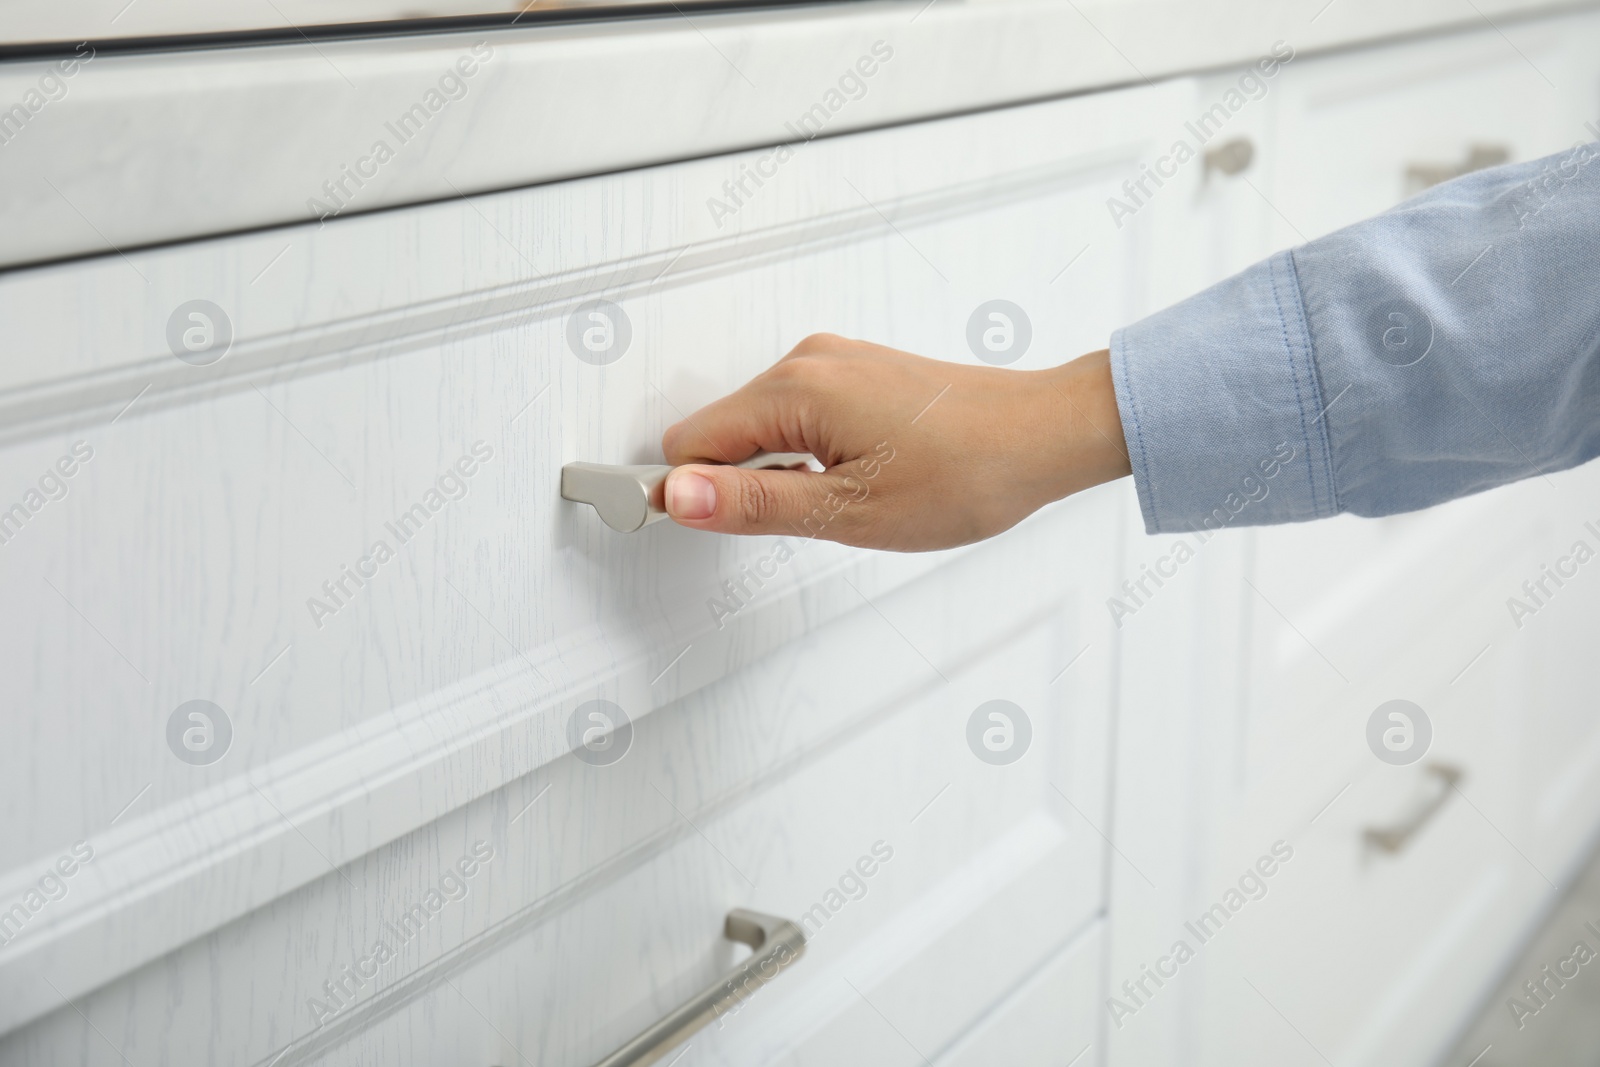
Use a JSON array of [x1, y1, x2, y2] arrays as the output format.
[[1404, 143, 1512, 193], [1363, 763, 1463, 854], [1203, 137, 1255, 178]]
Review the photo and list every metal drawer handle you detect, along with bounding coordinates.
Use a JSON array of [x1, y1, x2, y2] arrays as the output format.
[[562, 453, 810, 533], [592, 909, 808, 1067], [1404, 144, 1511, 192], [1203, 137, 1255, 178], [1362, 763, 1462, 854]]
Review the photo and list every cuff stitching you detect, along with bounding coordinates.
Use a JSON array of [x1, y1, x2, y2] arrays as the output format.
[[1110, 328, 1161, 530], [1284, 250, 1341, 516], [1267, 253, 1330, 519]]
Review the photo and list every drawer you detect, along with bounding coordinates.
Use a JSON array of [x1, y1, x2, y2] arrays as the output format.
[[1190, 767, 1538, 1067], [1151, 467, 1600, 1067], [1473, 463, 1600, 884], [1267, 10, 1600, 242], [0, 504, 1113, 1067], [0, 77, 1168, 1063], [1203, 465, 1600, 1067], [1242, 489, 1545, 766], [934, 919, 1104, 1067], [1167, 8, 1600, 764], [1108, 507, 1547, 1066], [1119, 532, 1556, 1064], [1107, 13, 1600, 1067]]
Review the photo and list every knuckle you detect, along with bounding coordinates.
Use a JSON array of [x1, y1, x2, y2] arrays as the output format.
[[660, 421, 686, 455], [766, 357, 828, 404], [798, 331, 842, 351], [767, 358, 807, 384], [790, 332, 849, 360], [772, 348, 835, 390], [733, 473, 781, 528]]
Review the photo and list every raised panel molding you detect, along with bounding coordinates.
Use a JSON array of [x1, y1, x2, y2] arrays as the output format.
[[0, 80, 1173, 1039], [0, 148, 1141, 448]]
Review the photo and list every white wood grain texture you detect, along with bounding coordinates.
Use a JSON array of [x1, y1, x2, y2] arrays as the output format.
[[0, 80, 1178, 1043], [930, 922, 1105, 1067], [0, 77, 1184, 427], [1, 485, 1118, 1067], [0, 0, 1593, 266], [1110, 19, 1600, 1067]]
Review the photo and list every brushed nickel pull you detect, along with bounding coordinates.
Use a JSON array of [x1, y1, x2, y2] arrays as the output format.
[[1363, 763, 1463, 854], [1404, 144, 1511, 193], [1203, 137, 1254, 178], [562, 453, 810, 533], [592, 909, 807, 1067]]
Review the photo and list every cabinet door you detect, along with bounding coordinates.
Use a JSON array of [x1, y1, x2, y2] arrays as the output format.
[[1166, 14, 1600, 1067], [1099, 59, 1296, 1067], [0, 78, 1197, 1066], [1267, 9, 1600, 247]]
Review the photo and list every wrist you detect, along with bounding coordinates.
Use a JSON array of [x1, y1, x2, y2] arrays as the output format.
[[1039, 349, 1133, 502]]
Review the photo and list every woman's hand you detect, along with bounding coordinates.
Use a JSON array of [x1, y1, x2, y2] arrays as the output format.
[[660, 333, 1132, 551]]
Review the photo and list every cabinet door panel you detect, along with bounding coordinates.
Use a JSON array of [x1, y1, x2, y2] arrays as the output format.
[[1167, 15, 1600, 1067], [1269, 10, 1600, 242], [0, 79, 1190, 1065]]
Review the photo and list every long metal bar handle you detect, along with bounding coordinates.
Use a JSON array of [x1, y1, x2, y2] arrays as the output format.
[[1362, 763, 1463, 854], [561, 453, 812, 533], [592, 909, 808, 1067]]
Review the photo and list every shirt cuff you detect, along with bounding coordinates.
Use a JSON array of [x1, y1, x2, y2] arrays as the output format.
[[1109, 250, 1341, 535]]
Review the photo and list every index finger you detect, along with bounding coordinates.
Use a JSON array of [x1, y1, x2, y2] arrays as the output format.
[[661, 372, 815, 466]]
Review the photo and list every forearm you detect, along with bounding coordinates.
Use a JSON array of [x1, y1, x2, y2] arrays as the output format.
[[658, 143, 1600, 551]]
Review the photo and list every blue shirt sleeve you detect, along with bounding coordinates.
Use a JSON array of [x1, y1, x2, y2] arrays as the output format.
[[1109, 139, 1600, 535]]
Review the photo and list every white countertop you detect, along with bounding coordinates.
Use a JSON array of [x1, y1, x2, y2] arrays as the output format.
[[0, 0, 1591, 268]]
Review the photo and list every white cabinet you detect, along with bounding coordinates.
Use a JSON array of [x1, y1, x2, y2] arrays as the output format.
[[0, 76, 1194, 1067], [1268, 15, 1600, 247], [1110, 14, 1600, 1067], [4, 6, 1599, 1067]]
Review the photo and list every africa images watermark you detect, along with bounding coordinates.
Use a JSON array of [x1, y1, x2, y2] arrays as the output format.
[[704, 440, 895, 630], [306, 442, 495, 629], [0, 440, 94, 548], [307, 840, 495, 1026], [1505, 918, 1600, 1031], [705, 40, 896, 228], [1107, 441, 1298, 627], [1105, 41, 1295, 229], [713, 840, 895, 1031], [0, 42, 95, 149], [1504, 121, 1600, 230], [1107, 841, 1295, 1029], [307, 41, 496, 223], [0, 841, 96, 950], [1504, 515, 1600, 630]]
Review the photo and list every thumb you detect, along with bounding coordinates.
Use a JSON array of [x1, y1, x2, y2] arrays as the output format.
[[664, 464, 863, 538]]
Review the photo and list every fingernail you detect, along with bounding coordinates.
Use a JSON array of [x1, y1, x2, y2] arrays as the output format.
[[668, 470, 716, 520]]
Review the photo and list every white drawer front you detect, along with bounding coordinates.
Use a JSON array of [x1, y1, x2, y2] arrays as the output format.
[[0, 75, 1189, 1065], [1102, 13, 1600, 1067], [286, 534, 1109, 1067], [1159, 14, 1600, 1067], [3, 503, 1114, 1067], [1268, 10, 1600, 243]]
